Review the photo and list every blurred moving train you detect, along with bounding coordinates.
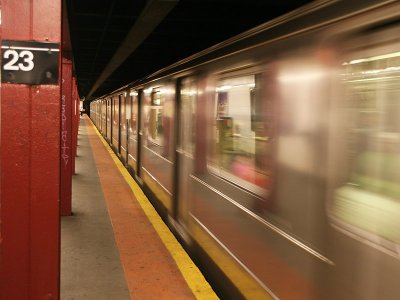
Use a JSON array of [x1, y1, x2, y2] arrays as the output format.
[[90, 0, 400, 298]]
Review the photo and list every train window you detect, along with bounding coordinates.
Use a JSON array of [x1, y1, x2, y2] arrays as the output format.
[[129, 90, 138, 135], [113, 97, 119, 125], [208, 74, 269, 194], [180, 78, 196, 154], [331, 45, 400, 251]]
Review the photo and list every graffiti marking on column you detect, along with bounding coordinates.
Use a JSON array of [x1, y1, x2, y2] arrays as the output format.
[[61, 94, 69, 166]]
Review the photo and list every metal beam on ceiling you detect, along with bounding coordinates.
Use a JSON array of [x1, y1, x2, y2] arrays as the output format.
[[86, 0, 179, 99]]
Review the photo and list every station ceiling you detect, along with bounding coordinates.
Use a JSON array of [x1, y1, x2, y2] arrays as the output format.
[[66, 0, 312, 100]]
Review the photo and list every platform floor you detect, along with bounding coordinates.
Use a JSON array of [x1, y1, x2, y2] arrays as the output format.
[[61, 118, 130, 299], [61, 116, 217, 300]]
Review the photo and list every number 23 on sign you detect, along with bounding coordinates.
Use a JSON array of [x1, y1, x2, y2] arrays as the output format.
[[3, 49, 35, 71]]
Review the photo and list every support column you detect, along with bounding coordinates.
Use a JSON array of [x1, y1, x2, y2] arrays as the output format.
[[0, 1, 62, 299]]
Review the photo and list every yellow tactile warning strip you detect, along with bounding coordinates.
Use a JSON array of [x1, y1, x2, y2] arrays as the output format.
[[84, 116, 219, 300]]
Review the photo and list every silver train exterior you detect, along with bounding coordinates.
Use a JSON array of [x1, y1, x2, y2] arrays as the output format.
[[90, 1, 400, 299]]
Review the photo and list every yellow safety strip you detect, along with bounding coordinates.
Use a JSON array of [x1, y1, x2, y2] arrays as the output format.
[[87, 118, 219, 300]]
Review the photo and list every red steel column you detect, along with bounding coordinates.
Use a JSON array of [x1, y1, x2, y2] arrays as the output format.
[[61, 53, 73, 216], [0, 1, 61, 299]]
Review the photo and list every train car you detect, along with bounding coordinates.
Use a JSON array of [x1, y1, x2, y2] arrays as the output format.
[[90, 0, 400, 299]]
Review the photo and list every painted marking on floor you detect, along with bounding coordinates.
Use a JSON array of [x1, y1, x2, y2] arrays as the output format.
[[87, 117, 219, 300]]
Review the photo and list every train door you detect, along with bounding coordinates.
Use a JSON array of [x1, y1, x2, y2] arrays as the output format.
[[101, 100, 105, 133], [325, 22, 400, 299], [112, 95, 120, 150], [111, 98, 114, 143], [97, 102, 100, 129], [127, 90, 139, 173], [119, 93, 125, 156], [136, 89, 143, 180], [173, 77, 197, 230], [103, 100, 107, 134], [105, 100, 107, 133], [106, 98, 112, 142], [122, 92, 132, 166], [98, 101, 102, 132]]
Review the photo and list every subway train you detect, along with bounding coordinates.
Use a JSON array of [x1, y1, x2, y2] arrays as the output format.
[[90, 0, 400, 299]]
